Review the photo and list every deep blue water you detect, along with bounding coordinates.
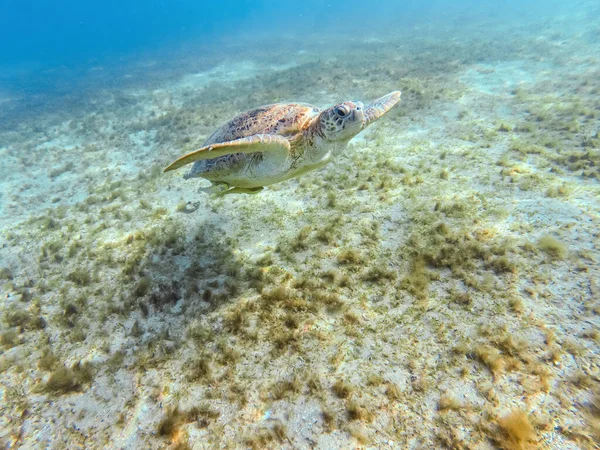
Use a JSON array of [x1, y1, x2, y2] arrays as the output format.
[[0, 0, 572, 69]]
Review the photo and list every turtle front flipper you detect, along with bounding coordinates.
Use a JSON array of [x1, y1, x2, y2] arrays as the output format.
[[363, 91, 402, 128], [163, 134, 291, 172]]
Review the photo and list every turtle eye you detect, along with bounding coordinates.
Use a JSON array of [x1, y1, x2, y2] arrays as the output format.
[[335, 106, 347, 117]]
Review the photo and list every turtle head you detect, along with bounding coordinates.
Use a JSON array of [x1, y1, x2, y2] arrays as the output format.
[[316, 91, 402, 142], [318, 100, 365, 142]]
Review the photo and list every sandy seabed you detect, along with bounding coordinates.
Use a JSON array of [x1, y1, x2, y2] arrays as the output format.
[[1, 5, 599, 450]]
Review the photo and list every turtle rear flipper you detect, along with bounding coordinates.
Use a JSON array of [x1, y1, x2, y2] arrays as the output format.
[[163, 134, 291, 173], [218, 186, 264, 196], [364, 91, 402, 127], [199, 182, 264, 197]]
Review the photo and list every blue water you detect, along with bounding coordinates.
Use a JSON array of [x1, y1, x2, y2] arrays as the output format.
[[0, 0, 574, 68]]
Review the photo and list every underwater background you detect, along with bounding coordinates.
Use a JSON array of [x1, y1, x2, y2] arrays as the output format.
[[1, 0, 599, 448]]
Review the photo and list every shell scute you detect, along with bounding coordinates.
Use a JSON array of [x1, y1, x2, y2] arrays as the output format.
[[206, 103, 318, 146]]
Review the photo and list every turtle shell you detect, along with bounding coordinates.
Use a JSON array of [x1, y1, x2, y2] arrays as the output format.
[[204, 103, 321, 146]]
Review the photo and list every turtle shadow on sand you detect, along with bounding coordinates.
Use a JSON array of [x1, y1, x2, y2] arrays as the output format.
[[127, 220, 247, 335], [106, 219, 249, 368]]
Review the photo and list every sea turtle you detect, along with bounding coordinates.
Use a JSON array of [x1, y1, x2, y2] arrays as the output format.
[[163, 91, 402, 195]]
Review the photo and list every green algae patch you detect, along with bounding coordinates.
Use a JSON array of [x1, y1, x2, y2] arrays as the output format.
[[537, 236, 568, 259], [41, 362, 95, 395]]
